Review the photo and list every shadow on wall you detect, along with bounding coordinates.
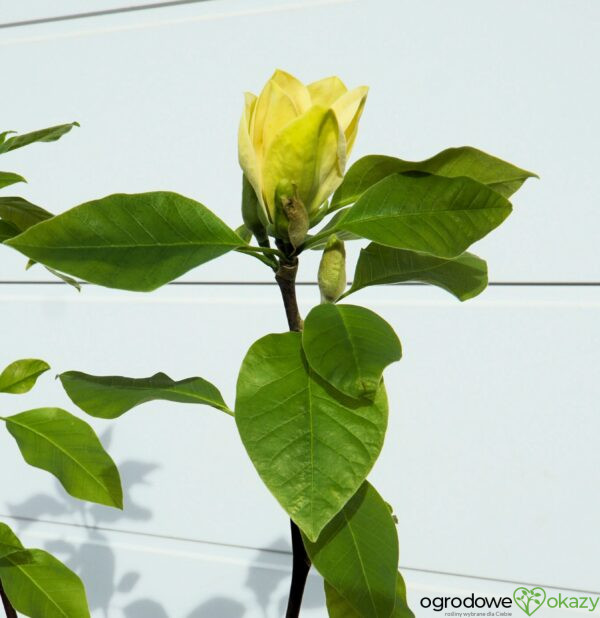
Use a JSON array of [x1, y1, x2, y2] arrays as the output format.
[[5, 429, 326, 617]]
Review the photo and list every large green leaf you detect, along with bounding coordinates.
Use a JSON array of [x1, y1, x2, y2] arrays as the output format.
[[0, 523, 24, 559], [0, 359, 50, 394], [5, 192, 243, 291], [59, 371, 232, 418], [337, 173, 511, 259], [303, 304, 401, 400], [0, 172, 26, 190], [0, 196, 53, 231], [0, 220, 19, 241], [0, 123, 79, 155], [0, 549, 90, 618], [331, 147, 537, 208], [325, 571, 414, 618], [343, 243, 488, 301], [1, 408, 122, 508], [303, 482, 398, 618], [235, 332, 388, 541], [304, 208, 360, 251]]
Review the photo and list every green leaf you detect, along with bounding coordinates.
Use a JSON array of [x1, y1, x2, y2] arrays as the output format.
[[304, 208, 360, 251], [1, 408, 123, 508], [0, 171, 26, 190], [59, 371, 232, 418], [5, 192, 243, 291], [0, 220, 19, 241], [303, 482, 398, 618], [338, 174, 512, 259], [0, 196, 53, 232], [0, 122, 79, 155], [303, 304, 401, 400], [344, 243, 488, 301], [0, 359, 50, 394], [0, 523, 24, 559], [0, 549, 90, 618], [325, 571, 414, 618], [235, 332, 388, 541], [331, 147, 537, 208]]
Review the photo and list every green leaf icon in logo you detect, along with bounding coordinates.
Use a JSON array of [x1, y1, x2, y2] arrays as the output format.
[[513, 587, 547, 616]]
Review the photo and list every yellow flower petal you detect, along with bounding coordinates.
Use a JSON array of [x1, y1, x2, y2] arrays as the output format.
[[250, 79, 299, 162], [270, 69, 312, 114], [238, 92, 268, 220], [332, 85, 369, 154], [263, 106, 345, 219], [307, 76, 348, 107]]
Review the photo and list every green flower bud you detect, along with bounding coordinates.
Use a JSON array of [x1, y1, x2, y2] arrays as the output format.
[[318, 235, 346, 303], [274, 179, 309, 249], [241, 175, 268, 244]]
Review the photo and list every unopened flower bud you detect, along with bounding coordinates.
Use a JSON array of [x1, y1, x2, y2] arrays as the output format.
[[318, 235, 346, 303]]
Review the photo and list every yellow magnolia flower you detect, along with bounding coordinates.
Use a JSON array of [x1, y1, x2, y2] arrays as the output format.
[[238, 70, 368, 241]]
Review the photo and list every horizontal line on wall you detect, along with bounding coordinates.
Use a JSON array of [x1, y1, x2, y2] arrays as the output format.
[[0, 280, 599, 287], [0, 0, 214, 29], [3, 513, 598, 595]]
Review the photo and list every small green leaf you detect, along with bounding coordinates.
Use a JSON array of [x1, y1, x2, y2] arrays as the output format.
[[0, 196, 53, 232], [331, 147, 537, 208], [0, 548, 90, 618], [0, 523, 24, 559], [303, 304, 401, 399], [5, 192, 243, 291], [2, 408, 123, 508], [0, 359, 50, 394], [338, 174, 512, 259], [59, 371, 232, 418], [235, 333, 388, 541], [344, 243, 488, 301], [325, 571, 415, 618], [303, 482, 398, 618], [0, 122, 79, 155], [0, 172, 26, 190]]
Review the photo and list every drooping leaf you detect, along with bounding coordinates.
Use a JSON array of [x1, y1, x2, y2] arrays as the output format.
[[5, 192, 243, 291], [0, 196, 53, 231], [235, 332, 388, 541], [343, 243, 488, 301], [0, 171, 26, 190], [2, 408, 123, 508], [0, 549, 90, 618], [303, 304, 401, 399], [59, 371, 232, 418], [325, 571, 415, 618], [331, 147, 537, 208], [0, 122, 79, 155], [303, 482, 398, 618], [0, 359, 50, 394], [337, 173, 512, 259], [0, 523, 24, 559]]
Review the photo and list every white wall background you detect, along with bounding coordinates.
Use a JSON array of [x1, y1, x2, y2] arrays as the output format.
[[1, 1, 599, 616]]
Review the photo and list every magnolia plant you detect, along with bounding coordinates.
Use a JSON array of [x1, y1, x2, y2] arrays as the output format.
[[0, 127, 123, 618], [1, 71, 536, 617]]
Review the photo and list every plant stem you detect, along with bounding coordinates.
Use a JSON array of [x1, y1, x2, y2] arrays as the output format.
[[274, 253, 312, 617], [0, 580, 17, 618]]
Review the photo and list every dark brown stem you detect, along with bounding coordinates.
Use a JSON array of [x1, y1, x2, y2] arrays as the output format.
[[274, 254, 311, 617], [0, 580, 17, 618]]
